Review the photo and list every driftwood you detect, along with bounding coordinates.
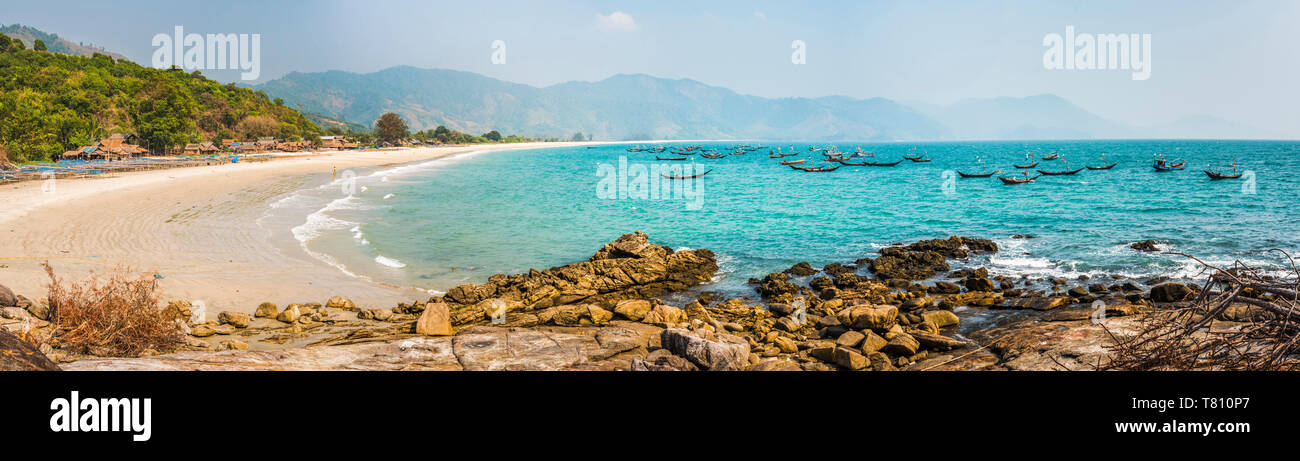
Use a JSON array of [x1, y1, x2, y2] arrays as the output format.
[[1102, 251, 1300, 370]]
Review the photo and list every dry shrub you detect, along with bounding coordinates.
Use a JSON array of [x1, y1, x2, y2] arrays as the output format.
[[42, 262, 185, 357]]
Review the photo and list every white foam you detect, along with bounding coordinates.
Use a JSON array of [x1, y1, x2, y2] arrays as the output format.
[[383, 194, 394, 200], [375, 255, 407, 268]]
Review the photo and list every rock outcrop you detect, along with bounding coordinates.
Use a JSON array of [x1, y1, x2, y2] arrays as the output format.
[[439, 232, 717, 326], [1, 328, 60, 371]]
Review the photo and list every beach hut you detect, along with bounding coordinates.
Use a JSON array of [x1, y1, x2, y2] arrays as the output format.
[[182, 142, 219, 155]]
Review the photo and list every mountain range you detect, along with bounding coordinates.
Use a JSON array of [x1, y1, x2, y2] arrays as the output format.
[[253, 66, 1272, 141], [0, 24, 125, 60]]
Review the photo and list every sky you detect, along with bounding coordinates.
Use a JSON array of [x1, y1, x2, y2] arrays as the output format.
[[3, 0, 1298, 136]]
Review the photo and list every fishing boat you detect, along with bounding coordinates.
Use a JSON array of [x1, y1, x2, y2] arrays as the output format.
[[1086, 154, 1116, 170], [958, 156, 1001, 177], [1203, 158, 1242, 179], [700, 153, 727, 159], [998, 173, 1041, 184], [865, 160, 902, 167], [1153, 155, 1185, 171], [656, 156, 689, 161], [1041, 151, 1060, 160], [662, 169, 712, 180], [790, 164, 841, 172], [780, 159, 805, 165], [835, 160, 871, 166], [907, 157, 932, 163], [1037, 167, 1084, 175]]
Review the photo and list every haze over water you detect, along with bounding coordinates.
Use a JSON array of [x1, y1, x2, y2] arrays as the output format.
[[271, 140, 1300, 300]]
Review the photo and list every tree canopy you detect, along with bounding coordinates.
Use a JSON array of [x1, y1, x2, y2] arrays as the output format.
[[373, 112, 409, 143], [0, 32, 321, 163]]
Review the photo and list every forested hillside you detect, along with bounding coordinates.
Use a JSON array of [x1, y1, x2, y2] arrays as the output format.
[[0, 31, 320, 163]]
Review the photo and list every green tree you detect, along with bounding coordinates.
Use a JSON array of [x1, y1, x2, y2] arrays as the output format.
[[571, 132, 585, 142], [33, 39, 48, 52], [373, 112, 409, 143], [482, 130, 501, 142]]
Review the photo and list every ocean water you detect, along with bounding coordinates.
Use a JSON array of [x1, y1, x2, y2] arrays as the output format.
[[267, 140, 1300, 300]]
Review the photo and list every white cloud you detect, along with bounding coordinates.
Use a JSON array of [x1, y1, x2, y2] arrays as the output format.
[[596, 11, 638, 32]]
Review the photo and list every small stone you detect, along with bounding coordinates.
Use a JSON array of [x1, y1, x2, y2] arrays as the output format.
[[254, 302, 278, 318], [217, 339, 248, 351], [358, 308, 394, 321], [191, 325, 216, 337], [325, 296, 356, 310], [217, 311, 251, 328], [276, 305, 300, 323]]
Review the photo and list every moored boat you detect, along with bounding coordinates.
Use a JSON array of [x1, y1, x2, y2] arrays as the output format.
[[998, 173, 1041, 184], [1037, 167, 1084, 175]]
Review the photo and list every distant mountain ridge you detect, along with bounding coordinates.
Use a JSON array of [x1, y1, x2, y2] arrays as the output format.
[[253, 65, 1271, 141]]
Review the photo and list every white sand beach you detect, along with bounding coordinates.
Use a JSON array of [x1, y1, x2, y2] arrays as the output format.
[[0, 142, 621, 315]]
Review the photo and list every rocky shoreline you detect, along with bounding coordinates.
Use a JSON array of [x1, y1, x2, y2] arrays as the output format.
[[1, 232, 1262, 371]]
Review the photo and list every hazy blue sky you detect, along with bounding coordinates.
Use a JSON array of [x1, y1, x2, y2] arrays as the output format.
[[3, 0, 1297, 135]]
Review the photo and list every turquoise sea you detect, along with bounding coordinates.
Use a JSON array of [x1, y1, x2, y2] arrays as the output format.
[[265, 140, 1300, 300]]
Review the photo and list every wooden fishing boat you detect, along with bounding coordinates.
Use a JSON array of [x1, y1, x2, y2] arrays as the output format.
[[907, 157, 932, 163], [865, 160, 902, 167], [1153, 159, 1185, 171], [1203, 169, 1242, 180], [835, 160, 870, 166], [656, 156, 688, 161], [662, 169, 712, 179], [1041, 153, 1060, 160], [790, 164, 841, 172], [998, 174, 1041, 184], [1037, 167, 1084, 176], [1086, 163, 1118, 170], [1014, 162, 1039, 169], [903, 155, 923, 161], [700, 153, 727, 159], [957, 170, 1001, 178], [769, 152, 798, 158], [780, 159, 805, 165]]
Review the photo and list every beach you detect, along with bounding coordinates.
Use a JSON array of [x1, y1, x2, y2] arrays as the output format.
[[0, 142, 617, 316]]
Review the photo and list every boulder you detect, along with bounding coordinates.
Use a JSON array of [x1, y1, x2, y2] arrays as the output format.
[[1150, 283, 1193, 303], [217, 311, 251, 328], [613, 300, 652, 321], [870, 250, 949, 280], [254, 302, 279, 319], [881, 333, 920, 356], [217, 339, 249, 351], [358, 308, 394, 321], [773, 336, 799, 354], [997, 296, 1070, 311], [1130, 240, 1160, 252], [836, 305, 898, 330], [859, 330, 888, 354], [442, 232, 718, 309], [416, 303, 453, 336], [930, 281, 962, 294], [641, 305, 686, 326], [757, 272, 803, 299], [660, 328, 751, 371], [191, 325, 217, 338], [909, 330, 966, 351], [965, 277, 995, 292], [836, 330, 866, 348], [0, 328, 59, 371], [276, 305, 301, 323], [832, 347, 869, 370], [920, 310, 960, 329], [784, 262, 818, 277], [325, 296, 356, 310], [0, 283, 16, 307]]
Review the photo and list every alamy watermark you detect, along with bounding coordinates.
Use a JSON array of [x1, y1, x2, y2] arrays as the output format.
[[151, 26, 261, 80], [596, 156, 707, 210], [1043, 26, 1150, 80]]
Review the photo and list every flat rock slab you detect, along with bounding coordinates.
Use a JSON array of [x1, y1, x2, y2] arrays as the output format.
[[1, 329, 60, 371], [62, 325, 652, 371]]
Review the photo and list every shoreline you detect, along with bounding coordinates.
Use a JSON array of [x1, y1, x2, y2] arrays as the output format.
[[0, 141, 666, 315]]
